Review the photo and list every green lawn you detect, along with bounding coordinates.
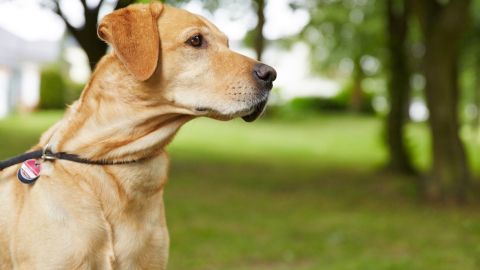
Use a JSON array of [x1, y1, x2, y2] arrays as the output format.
[[1, 111, 480, 270]]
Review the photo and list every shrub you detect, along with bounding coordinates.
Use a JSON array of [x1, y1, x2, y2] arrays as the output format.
[[39, 68, 66, 109]]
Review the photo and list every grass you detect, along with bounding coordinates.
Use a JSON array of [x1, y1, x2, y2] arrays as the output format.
[[1, 111, 480, 269]]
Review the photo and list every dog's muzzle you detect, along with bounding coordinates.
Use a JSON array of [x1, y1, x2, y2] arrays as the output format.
[[242, 64, 276, 122]]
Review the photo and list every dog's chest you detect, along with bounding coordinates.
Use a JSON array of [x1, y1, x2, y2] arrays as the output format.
[[110, 192, 169, 269], [102, 154, 171, 268]]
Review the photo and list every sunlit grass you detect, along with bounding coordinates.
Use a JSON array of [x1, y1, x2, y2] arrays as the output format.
[[0, 110, 61, 157], [170, 115, 388, 169], [1, 111, 480, 269]]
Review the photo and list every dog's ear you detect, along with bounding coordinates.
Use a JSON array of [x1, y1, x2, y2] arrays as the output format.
[[98, 2, 164, 81]]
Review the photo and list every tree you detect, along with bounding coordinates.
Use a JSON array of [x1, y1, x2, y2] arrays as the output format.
[[301, 0, 385, 112], [52, 0, 135, 71], [252, 0, 266, 61], [241, 0, 268, 61], [413, 0, 472, 201], [384, 0, 415, 174], [51, 0, 189, 71]]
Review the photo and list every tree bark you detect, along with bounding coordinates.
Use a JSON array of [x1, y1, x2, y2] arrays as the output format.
[[414, 0, 472, 202], [253, 0, 265, 61], [350, 58, 364, 112], [385, 0, 415, 174]]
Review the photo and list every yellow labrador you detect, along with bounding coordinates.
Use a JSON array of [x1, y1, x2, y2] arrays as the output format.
[[0, 2, 276, 269]]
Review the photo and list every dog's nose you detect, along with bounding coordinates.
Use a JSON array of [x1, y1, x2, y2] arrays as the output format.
[[253, 64, 277, 84]]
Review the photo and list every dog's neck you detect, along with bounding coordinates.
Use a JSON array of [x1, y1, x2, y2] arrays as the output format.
[[42, 54, 195, 163]]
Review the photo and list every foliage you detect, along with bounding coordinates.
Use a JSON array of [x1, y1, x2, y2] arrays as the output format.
[[288, 96, 349, 113], [39, 68, 67, 110], [269, 87, 375, 118], [299, 0, 386, 77]]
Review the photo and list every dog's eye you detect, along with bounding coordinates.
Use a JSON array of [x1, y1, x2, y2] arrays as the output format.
[[187, 34, 203, 48]]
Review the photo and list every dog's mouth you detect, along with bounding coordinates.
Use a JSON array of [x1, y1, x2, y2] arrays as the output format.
[[194, 95, 269, 122], [242, 99, 268, 122]]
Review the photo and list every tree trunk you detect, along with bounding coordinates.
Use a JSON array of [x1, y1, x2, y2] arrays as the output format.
[[76, 18, 108, 71], [417, 0, 472, 202], [385, 0, 415, 174], [424, 45, 470, 201], [254, 0, 265, 61], [350, 58, 364, 112]]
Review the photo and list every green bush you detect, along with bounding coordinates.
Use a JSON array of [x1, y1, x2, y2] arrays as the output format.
[[291, 96, 348, 112], [39, 68, 66, 109], [265, 96, 347, 119], [266, 85, 376, 118]]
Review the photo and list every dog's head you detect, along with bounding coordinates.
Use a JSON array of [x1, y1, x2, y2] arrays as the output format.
[[97, 2, 276, 122]]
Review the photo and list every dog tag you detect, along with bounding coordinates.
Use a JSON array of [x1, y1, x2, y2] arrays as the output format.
[[17, 159, 41, 184]]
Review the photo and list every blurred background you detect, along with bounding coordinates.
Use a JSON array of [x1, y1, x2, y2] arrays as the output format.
[[0, 0, 480, 269]]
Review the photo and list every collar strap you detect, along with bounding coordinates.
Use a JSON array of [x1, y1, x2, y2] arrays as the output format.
[[0, 148, 141, 171]]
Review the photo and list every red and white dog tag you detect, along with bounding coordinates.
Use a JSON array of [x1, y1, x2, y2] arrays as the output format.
[[17, 159, 41, 184]]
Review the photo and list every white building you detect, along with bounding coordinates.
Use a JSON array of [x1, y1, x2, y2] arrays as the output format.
[[0, 25, 62, 117], [0, 1, 64, 118]]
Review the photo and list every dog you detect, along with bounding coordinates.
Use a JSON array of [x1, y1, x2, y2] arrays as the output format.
[[0, 2, 276, 269]]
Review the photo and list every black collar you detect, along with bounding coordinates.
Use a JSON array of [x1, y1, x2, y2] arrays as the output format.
[[0, 147, 141, 171]]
